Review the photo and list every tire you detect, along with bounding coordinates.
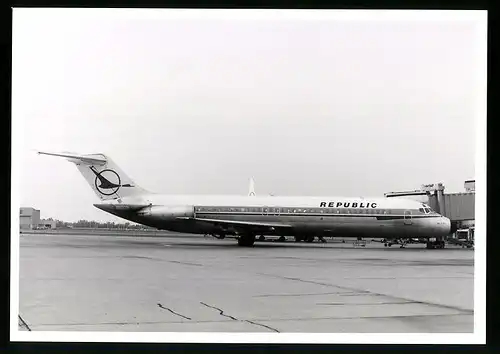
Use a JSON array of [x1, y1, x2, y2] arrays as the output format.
[[238, 234, 255, 247]]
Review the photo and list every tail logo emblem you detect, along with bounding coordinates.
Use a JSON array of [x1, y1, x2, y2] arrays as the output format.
[[90, 167, 133, 196]]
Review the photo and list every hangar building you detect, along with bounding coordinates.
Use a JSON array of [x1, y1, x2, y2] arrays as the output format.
[[19, 207, 41, 230]]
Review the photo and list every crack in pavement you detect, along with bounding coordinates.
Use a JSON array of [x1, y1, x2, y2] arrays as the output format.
[[18, 315, 31, 331], [257, 272, 473, 314], [200, 302, 238, 321], [245, 319, 280, 333], [200, 302, 280, 333], [157, 303, 191, 320]]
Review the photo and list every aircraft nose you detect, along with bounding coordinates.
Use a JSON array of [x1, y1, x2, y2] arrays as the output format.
[[442, 216, 451, 234]]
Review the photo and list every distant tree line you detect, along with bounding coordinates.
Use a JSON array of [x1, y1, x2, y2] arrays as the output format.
[[46, 218, 155, 230]]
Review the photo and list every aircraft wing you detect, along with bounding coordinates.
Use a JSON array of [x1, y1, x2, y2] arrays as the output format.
[[177, 217, 292, 232]]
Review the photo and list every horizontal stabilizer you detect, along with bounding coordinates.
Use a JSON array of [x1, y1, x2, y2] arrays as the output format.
[[38, 151, 107, 166], [94, 203, 151, 212]]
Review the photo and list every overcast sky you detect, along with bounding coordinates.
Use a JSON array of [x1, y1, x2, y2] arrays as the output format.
[[13, 9, 486, 222]]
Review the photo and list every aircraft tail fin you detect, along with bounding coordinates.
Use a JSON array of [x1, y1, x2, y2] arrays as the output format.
[[38, 151, 149, 201], [248, 177, 256, 196]]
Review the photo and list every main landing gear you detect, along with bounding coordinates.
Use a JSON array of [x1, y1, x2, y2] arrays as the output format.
[[384, 239, 409, 248], [426, 240, 445, 249], [238, 234, 255, 247], [206, 233, 225, 239]]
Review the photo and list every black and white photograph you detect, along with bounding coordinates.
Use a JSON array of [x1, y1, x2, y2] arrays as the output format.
[[11, 8, 486, 344]]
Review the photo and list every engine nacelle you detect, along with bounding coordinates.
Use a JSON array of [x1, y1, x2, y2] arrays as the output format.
[[137, 205, 194, 221]]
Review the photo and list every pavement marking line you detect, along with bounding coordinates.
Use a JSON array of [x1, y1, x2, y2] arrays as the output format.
[[257, 272, 474, 314], [27, 312, 472, 329]]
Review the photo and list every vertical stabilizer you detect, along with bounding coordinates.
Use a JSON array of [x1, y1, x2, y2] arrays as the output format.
[[38, 151, 149, 201], [248, 177, 256, 196]]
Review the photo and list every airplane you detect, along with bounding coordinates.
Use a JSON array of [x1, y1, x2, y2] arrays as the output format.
[[37, 151, 452, 249]]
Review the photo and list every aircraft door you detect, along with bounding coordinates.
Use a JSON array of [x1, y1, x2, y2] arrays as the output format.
[[404, 210, 412, 225]]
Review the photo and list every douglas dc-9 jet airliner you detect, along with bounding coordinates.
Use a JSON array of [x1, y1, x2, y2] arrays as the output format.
[[38, 151, 451, 249]]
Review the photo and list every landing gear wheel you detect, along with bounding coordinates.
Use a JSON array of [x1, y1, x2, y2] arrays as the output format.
[[238, 234, 255, 247], [278, 236, 286, 242], [258, 235, 265, 242]]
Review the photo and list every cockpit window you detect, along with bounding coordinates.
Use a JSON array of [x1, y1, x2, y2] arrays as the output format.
[[419, 208, 424, 213]]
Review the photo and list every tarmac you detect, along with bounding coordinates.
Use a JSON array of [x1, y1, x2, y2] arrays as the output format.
[[18, 233, 474, 333]]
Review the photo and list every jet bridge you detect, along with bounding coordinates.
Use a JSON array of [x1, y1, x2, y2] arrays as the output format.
[[385, 181, 475, 234]]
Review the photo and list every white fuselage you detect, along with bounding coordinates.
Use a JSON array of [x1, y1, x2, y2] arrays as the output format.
[[94, 193, 451, 239]]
